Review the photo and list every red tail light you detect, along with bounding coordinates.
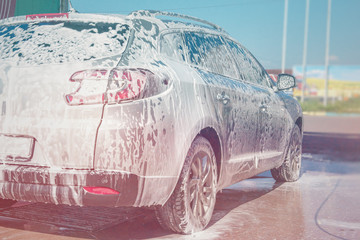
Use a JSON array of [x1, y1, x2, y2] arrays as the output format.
[[83, 186, 120, 195], [70, 69, 108, 82], [107, 69, 147, 103], [65, 68, 151, 105]]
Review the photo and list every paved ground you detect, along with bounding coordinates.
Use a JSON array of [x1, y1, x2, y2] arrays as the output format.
[[303, 115, 360, 134], [0, 158, 358, 240], [302, 115, 360, 161], [0, 115, 358, 239]]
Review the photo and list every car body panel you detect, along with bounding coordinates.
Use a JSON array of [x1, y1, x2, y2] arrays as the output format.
[[0, 62, 106, 169], [0, 11, 303, 207]]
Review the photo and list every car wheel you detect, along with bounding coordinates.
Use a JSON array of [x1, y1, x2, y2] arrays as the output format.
[[271, 125, 302, 182], [0, 199, 16, 209], [155, 136, 218, 234]]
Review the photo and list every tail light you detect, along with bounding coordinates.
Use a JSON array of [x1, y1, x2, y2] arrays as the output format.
[[83, 186, 120, 195], [65, 68, 154, 105]]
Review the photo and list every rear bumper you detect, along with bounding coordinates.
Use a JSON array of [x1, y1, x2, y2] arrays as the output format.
[[0, 165, 149, 207]]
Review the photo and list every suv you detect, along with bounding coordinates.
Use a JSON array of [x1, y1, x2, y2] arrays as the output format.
[[0, 10, 302, 234]]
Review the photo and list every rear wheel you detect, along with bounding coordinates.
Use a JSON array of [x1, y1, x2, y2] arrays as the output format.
[[0, 199, 16, 209], [155, 136, 217, 234], [271, 125, 302, 182]]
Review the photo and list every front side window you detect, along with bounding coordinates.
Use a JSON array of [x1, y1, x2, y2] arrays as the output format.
[[226, 39, 269, 87], [159, 32, 186, 62]]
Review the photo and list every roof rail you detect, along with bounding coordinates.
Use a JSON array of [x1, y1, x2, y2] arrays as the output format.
[[128, 10, 226, 33]]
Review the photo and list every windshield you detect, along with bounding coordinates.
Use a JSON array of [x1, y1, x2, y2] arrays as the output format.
[[0, 21, 129, 65]]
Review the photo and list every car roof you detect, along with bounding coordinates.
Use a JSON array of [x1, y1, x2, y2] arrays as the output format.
[[128, 10, 226, 32], [0, 10, 229, 35]]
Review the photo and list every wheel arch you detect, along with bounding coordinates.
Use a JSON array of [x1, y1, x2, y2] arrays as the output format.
[[295, 117, 303, 134], [198, 127, 222, 182]]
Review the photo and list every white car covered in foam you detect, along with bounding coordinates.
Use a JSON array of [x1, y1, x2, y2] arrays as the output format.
[[0, 10, 302, 233]]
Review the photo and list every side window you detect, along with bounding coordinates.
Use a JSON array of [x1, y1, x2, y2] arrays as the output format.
[[183, 32, 205, 67], [226, 39, 269, 87], [245, 50, 270, 87], [183, 32, 238, 79], [159, 32, 185, 62]]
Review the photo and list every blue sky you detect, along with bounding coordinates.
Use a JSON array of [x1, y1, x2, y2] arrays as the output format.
[[71, 0, 360, 70]]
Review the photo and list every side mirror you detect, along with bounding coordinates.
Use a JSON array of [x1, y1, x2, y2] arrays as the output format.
[[277, 74, 296, 91]]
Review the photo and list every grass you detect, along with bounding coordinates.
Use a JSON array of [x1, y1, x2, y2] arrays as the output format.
[[300, 97, 360, 113], [293, 78, 360, 101]]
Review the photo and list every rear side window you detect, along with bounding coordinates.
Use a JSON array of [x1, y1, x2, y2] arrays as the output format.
[[183, 32, 238, 79], [0, 21, 129, 65], [226, 39, 269, 87], [159, 32, 185, 62], [183, 32, 204, 67]]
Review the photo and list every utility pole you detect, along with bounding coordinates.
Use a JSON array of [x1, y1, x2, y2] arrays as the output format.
[[301, 0, 310, 103], [281, 0, 288, 73], [60, 0, 69, 13], [324, 0, 332, 106]]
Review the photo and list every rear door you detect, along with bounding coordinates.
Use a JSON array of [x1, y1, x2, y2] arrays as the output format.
[[183, 32, 260, 186], [0, 19, 129, 169]]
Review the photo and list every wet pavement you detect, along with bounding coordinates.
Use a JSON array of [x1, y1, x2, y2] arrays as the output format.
[[0, 156, 358, 240], [302, 115, 360, 162], [0, 115, 359, 239]]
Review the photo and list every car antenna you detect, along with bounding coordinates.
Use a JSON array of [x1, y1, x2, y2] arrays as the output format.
[[68, 0, 78, 13]]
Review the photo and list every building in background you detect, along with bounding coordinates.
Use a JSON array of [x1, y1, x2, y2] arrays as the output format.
[[266, 69, 293, 82], [0, 0, 68, 19], [293, 65, 360, 101], [0, 0, 16, 19], [267, 69, 293, 76]]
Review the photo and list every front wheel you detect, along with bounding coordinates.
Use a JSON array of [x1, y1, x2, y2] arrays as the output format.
[[155, 136, 218, 234], [271, 125, 302, 182]]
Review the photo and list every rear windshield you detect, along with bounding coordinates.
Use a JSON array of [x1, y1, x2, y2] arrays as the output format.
[[0, 21, 129, 65]]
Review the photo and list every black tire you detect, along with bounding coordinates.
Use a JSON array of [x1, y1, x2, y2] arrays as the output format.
[[271, 125, 302, 182], [155, 136, 218, 234], [0, 199, 16, 209]]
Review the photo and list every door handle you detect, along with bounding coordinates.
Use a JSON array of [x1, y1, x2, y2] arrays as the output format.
[[217, 92, 230, 105], [259, 105, 268, 113]]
